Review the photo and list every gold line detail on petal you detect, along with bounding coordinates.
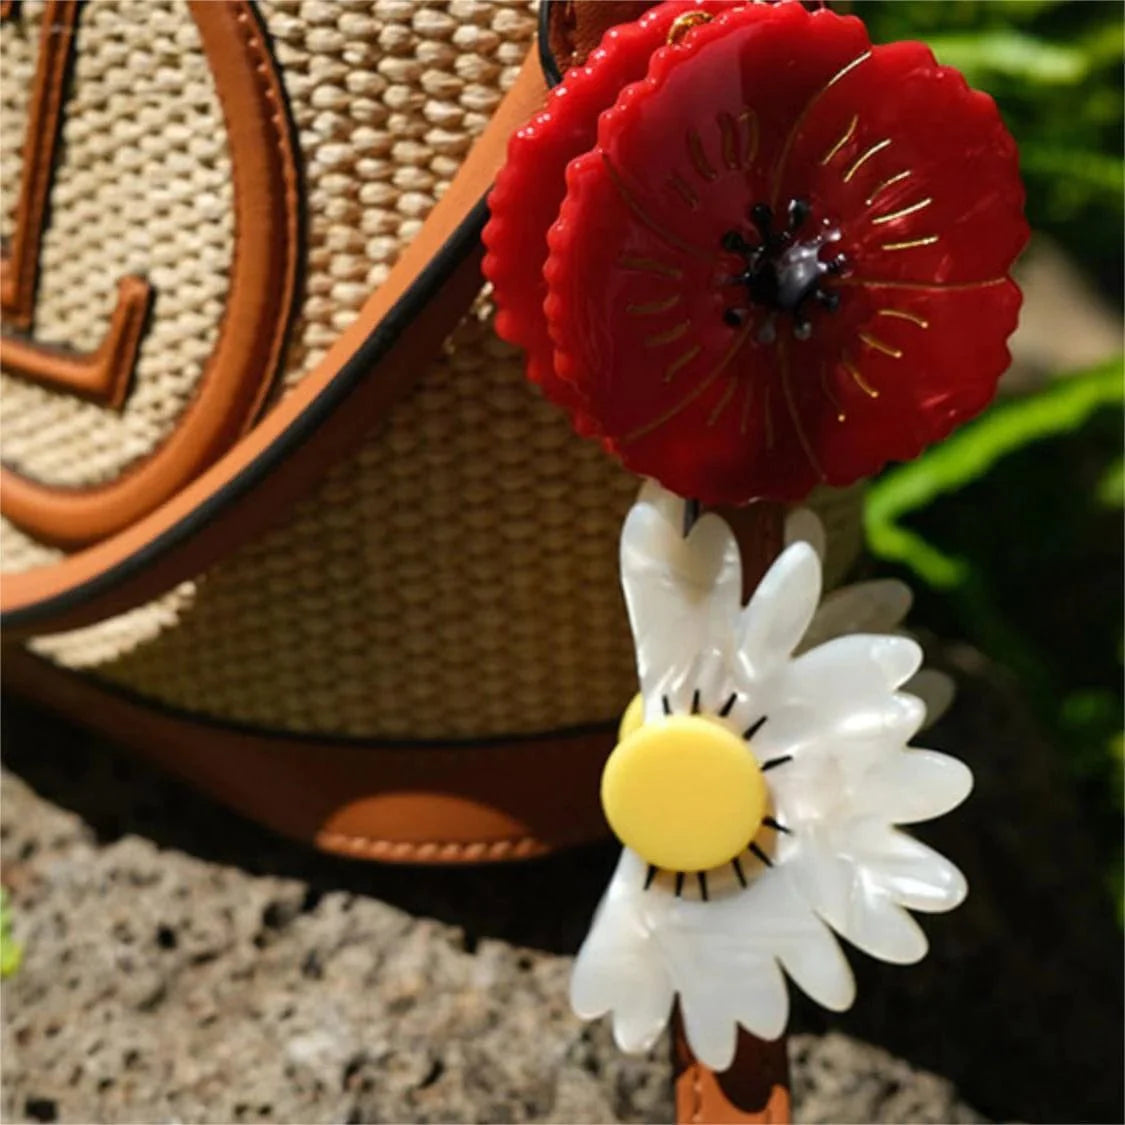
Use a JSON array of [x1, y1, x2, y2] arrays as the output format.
[[876, 307, 929, 328], [645, 320, 692, 347], [778, 339, 825, 479], [603, 155, 712, 260], [839, 276, 1006, 293], [819, 362, 846, 422], [688, 127, 717, 181], [668, 174, 700, 210], [619, 256, 684, 279], [707, 378, 738, 426], [627, 295, 682, 316], [859, 331, 903, 359], [842, 356, 879, 398], [881, 235, 940, 252], [771, 50, 871, 205], [624, 321, 753, 443], [739, 380, 754, 436], [719, 112, 739, 170], [865, 169, 911, 206], [843, 138, 891, 183], [740, 108, 760, 169], [821, 114, 858, 165], [664, 344, 702, 382], [871, 197, 933, 225]]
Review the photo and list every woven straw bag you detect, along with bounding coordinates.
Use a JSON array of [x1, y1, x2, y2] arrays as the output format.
[[1, 0, 862, 861]]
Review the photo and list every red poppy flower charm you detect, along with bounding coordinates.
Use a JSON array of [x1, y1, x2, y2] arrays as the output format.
[[484, 1, 1028, 504]]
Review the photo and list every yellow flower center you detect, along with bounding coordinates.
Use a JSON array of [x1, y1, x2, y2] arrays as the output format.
[[601, 712, 768, 873]]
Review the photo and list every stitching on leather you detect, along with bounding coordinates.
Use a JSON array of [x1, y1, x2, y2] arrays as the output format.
[[317, 831, 550, 862]]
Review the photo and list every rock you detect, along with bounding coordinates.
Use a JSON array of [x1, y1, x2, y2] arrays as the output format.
[[1, 641, 1120, 1123]]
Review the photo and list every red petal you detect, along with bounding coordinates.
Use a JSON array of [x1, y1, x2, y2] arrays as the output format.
[[483, 1, 725, 428], [543, 4, 1027, 503], [781, 40, 1029, 284]]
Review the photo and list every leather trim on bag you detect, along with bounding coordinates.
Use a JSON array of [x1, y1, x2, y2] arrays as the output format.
[[541, 0, 658, 79], [3, 647, 615, 863], [1, 54, 548, 635], [0, 0, 301, 547]]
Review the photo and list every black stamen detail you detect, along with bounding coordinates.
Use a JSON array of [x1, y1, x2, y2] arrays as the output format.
[[743, 715, 768, 741], [675, 872, 686, 898], [763, 816, 792, 835], [662, 695, 672, 716], [749, 843, 773, 868], [761, 754, 793, 772], [732, 857, 747, 887], [697, 872, 709, 901], [721, 196, 846, 337], [718, 692, 738, 718], [691, 688, 701, 715], [644, 865, 658, 890]]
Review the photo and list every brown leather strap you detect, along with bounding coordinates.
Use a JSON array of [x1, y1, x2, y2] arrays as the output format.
[[3, 646, 615, 861], [672, 501, 792, 1125], [674, 1018, 791, 1125]]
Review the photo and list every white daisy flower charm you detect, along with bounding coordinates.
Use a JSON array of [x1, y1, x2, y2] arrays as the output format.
[[570, 483, 973, 1072]]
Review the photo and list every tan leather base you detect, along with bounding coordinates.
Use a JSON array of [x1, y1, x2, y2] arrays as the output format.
[[2, 647, 615, 863]]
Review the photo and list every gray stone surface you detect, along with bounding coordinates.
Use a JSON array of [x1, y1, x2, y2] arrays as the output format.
[[1, 644, 1121, 1124]]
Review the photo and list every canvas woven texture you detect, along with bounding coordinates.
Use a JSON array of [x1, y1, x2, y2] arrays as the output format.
[[9, 0, 864, 739]]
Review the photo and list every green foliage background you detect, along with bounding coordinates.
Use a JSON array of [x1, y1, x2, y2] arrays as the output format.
[[843, 0, 1124, 919]]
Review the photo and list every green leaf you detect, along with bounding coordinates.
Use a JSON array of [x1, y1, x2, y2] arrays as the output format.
[[1098, 455, 1125, 508], [866, 357, 1125, 587], [925, 29, 1090, 84], [1020, 145, 1125, 202]]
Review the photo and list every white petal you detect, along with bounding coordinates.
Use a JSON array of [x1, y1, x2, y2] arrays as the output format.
[[570, 856, 676, 1053], [840, 894, 929, 965], [737, 542, 822, 679], [789, 848, 929, 965], [620, 489, 742, 697], [844, 824, 969, 914], [749, 872, 856, 1013], [784, 507, 826, 560], [679, 955, 788, 1070], [905, 668, 956, 728], [612, 974, 676, 1055], [680, 987, 740, 1072], [800, 580, 912, 652], [783, 636, 923, 717], [757, 693, 926, 790], [853, 749, 974, 824]]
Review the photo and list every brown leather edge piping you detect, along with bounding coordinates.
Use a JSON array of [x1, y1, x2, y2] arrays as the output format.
[[2, 646, 615, 863], [1, 53, 548, 635], [0, 0, 302, 548]]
